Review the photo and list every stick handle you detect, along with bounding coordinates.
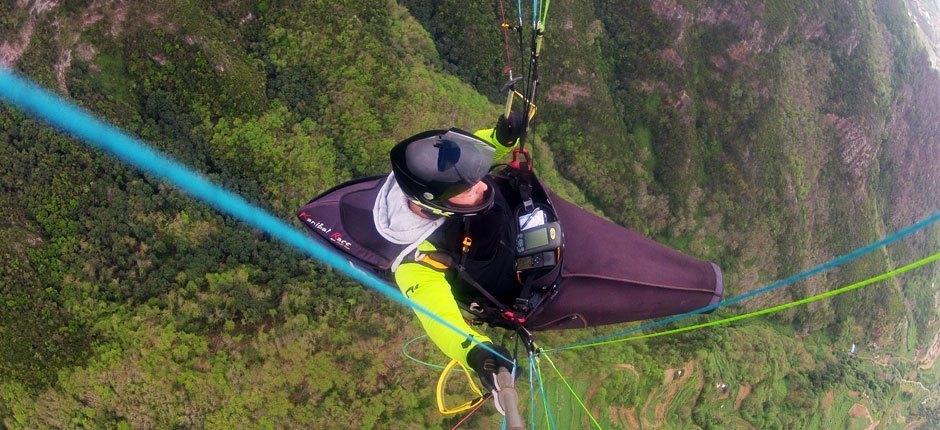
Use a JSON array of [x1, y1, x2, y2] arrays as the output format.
[[496, 368, 525, 430]]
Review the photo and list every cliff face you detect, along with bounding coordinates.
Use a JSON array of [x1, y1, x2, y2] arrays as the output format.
[[498, 0, 940, 330], [883, 52, 939, 249], [904, 0, 940, 69]]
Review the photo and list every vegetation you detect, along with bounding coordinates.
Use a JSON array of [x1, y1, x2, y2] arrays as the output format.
[[1, 0, 937, 428]]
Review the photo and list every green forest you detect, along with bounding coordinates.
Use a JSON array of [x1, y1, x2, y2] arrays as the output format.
[[1, 0, 938, 428]]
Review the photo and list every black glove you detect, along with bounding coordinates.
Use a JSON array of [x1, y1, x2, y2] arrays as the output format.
[[495, 112, 526, 147], [467, 343, 517, 391]]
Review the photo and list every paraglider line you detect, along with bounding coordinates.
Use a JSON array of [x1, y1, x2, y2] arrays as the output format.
[[450, 395, 490, 430], [528, 354, 536, 429], [0, 68, 512, 364], [534, 355, 556, 429], [542, 353, 602, 429], [402, 334, 456, 371]]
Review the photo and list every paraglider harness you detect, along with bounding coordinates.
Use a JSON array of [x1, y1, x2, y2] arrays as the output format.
[[296, 150, 562, 333], [452, 154, 564, 331]]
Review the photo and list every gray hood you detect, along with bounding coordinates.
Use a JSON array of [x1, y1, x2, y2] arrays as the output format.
[[373, 173, 444, 270]]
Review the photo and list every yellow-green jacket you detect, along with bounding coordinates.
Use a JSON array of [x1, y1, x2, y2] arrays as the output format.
[[393, 127, 514, 368]]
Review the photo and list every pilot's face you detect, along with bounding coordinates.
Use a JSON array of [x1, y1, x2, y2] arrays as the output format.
[[447, 180, 489, 208]]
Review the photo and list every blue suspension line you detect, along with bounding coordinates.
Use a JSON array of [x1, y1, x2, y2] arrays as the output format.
[[531, 0, 540, 26], [551, 211, 940, 352], [528, 355, 536, 429], [0, 69, 511, 363], [516, 0, 524, 27]]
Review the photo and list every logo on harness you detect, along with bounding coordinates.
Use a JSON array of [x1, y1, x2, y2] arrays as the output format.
[[300, 213, 333, 235], [330, 232, 353, 249], [309, 220, 332, 235], [299, 212, 352, 250]]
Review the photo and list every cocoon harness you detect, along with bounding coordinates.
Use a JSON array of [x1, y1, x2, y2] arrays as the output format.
[[296, 169, 565, 329], [296, 170, 725, 333]]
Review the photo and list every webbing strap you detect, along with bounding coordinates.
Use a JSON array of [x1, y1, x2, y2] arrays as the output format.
[[457, 220, 513, 313], [416, 252, 452, 271]]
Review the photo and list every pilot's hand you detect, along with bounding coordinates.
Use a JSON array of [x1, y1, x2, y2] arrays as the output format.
[[495, 112, 526, 147], [466, 342, 517, 391]]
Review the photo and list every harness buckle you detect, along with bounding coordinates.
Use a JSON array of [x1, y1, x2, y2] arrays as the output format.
[[462, 236, 473, 253], [509, 148, 532, 172], [501, 310, 526, 325]]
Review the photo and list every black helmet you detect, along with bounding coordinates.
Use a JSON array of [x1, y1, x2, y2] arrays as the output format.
[[390, 128, 496, 217]]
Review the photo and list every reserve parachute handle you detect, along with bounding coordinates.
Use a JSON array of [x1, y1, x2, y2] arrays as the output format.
[[435, 360, 485, 415], [435, 362, 525, 429]]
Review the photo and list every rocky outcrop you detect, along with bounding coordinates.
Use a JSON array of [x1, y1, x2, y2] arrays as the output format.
[[882, 53, 940, 246], [546, 82, 592, 107], [0, 0, 61, 68], [826, 114, 876, 194]]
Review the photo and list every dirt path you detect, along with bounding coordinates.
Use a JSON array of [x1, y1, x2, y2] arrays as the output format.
[[863, 352, 935, 398], [644, 360, 697, 427], [733, 383, 752, 410], [919, 330, 940, 370], [586, 364, 644, 423], [608, 406, 640, 430], [598, 364, 642, 429], [638, 367, 673, 427], [584, 373, 607, 420], [616, 363, 641, 380], [848, 403, 879, 430], [821, 390, 835, 410]]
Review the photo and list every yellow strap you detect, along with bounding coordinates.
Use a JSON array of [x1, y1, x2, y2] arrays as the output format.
[[417, 253, 450, 270], [504, 90, 538, 121], [436, 359, 485, 415], [512, 89, 538, 120]]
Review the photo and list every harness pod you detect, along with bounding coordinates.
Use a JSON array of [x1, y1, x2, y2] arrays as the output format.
[[295, 175, 474, 279], [523, 191, 725, 331], [296, 170, 724, 333], [296, 176, 413, 279], [455, 168, 724, 333], [295, 169, 565, 328]]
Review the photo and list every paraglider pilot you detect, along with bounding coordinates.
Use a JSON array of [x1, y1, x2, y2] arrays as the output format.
[[297, 113, 724, 399]]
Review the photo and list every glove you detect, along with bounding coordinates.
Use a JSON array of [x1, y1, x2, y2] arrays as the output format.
[[467, 342, 517, 392], [495, 112, 526, 147]]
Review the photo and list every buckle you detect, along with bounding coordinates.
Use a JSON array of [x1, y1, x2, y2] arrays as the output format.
[[501, 310, 526, 325], [462, 236, 472, 253], [509, 148, 532, 171]]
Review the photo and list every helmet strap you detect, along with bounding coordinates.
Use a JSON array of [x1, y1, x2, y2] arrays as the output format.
[[409, 199, 453, 219]]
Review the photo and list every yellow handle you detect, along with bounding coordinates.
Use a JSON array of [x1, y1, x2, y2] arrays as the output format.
[[436, 359, 485, 415], [504, 90, 538, 122]]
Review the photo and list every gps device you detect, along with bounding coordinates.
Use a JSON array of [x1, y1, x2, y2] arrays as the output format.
[[515, 250, 556, 271], [515, 222, 562, 257]]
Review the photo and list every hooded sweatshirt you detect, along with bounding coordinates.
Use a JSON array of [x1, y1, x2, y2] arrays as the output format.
[[372, 173, 445, 271]]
